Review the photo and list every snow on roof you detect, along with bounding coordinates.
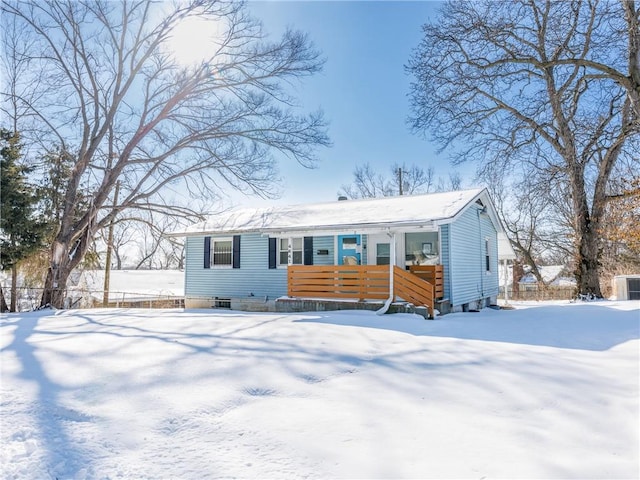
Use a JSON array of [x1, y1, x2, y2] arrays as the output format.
[[174, 188, 488, 236], [497, 233, 517, 261], [519, 265, 575, 285], [499, 265, 575, 287]]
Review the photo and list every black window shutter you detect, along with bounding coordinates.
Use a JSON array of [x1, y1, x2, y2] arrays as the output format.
[[203, 236, 211, 269], [268, 237, 277, 269], [303, 236, 314, 265], [232, 235, 241, 269]]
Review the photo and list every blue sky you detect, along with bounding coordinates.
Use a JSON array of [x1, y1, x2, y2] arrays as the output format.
[[236, 1, 476, 207]]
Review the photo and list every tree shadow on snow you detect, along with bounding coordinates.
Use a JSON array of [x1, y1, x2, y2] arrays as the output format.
[[1, 311, 95, 478], [295, 302, 640, 351]]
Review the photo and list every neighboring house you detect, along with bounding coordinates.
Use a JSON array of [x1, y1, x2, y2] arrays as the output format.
[[518, 265, 576, 289], [171, 188, 506, 315], [497, 232, 517, 303], [498, 263, 577, 301]]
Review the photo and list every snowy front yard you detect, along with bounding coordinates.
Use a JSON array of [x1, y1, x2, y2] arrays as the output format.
[[1, 301, 638, 479]]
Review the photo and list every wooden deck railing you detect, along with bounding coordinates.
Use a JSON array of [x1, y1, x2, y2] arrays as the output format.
[[287, 264, 443, 318], [393, 266, 435, 317], [409, 265, 444, 299], [287, 265, 389, 300]]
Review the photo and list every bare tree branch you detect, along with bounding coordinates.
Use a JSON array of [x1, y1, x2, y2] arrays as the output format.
[[1, 0, 329, 307], [407, 0, 640, 297]]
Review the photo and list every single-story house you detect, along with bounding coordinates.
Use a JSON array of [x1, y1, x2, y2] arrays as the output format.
[[171, 188, 506, 316]]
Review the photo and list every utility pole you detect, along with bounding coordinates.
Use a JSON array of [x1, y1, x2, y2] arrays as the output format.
[[398, 167, 403, 195], [103, 180, 120, 307]]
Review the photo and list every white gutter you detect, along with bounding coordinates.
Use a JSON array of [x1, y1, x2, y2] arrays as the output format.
[[169, 220, 440, 238], [376, 231, 396, 316]]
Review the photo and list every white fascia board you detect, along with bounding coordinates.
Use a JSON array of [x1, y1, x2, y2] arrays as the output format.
[[259, 221, 439, 237], [173, 221, 441, 238], [166, 228, 259, 238], [171, 219, 450, 237]]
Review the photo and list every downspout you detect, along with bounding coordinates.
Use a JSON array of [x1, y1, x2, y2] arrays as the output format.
[[377, 231, 396, 315], [477, 207, 485, 300]]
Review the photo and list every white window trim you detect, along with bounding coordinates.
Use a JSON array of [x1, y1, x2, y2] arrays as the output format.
[[211, 237, 233, 269], [278, 237, 303, 267], [485, 237, 492, 274]]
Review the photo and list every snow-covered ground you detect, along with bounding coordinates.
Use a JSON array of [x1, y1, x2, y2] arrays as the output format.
[[72, 270, 185, 301], [1, 300, 638, 479]]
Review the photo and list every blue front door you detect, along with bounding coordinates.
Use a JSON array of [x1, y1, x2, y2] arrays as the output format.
[[338, 235, 361, 265]]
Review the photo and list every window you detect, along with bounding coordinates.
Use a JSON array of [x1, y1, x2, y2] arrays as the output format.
[[279, 237, 303, 265], [405, 232, 439, 266], [342, 237, 357, 249], [204, 235, 240, 269], [376, 243, 390, 265], [485, 238, 491, 273], [212, 239, 233, 267]]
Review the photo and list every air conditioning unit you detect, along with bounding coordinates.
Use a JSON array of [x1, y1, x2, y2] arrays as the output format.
[[612, 275, 640, 300]]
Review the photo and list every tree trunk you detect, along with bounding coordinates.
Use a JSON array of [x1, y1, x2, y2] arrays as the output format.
[[41, 249, 72, 309], [40, 231, 90, 308], [575, 229, 602, 297], [573, 190, 603, 298], [0, 284, 9, 313], [10, 264, 18, 312], [512, 261, 524, 299]]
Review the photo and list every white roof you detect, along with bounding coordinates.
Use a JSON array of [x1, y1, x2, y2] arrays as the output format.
[[520, 265, 573, 285], [173, 188, 500, 236], [497, 233, 517, 261]]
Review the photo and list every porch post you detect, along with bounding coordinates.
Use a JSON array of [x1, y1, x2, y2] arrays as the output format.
[[502, 259, 510, 305], [376, 230, 397, 316], [390, 231, 396, 300]]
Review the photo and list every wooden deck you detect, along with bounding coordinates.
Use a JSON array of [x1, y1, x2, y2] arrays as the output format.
[[287, 265, 443, 318]]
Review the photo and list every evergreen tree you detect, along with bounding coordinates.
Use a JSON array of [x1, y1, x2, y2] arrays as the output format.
[[0, 129, 48, 311]]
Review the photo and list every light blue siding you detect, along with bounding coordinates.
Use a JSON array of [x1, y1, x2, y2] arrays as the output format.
[[440, 225, 452, 301], [184, 216, 499, 309], [448, 205, 499, 307], [313, 236, 335, 265], [185, 234, 339, 300], [483, 215, 499, 295], [361, 235, 368, 265], [185, 234, 287, 299]]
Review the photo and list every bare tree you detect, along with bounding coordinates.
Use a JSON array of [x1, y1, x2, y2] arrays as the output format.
[[491, 176, 574, 285], [601, 172, 640, 276], [338, 162, 460, 199], [1, 0, 329, 307], [130, 214, 186, 270], [408, 0, 640, 297], [339, 163, 396, 199], [436, 171, 462, 193], [96, 220, 135, 270]]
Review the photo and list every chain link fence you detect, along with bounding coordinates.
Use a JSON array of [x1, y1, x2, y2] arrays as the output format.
[[2, 286, 184, 312], [499, 285, 577, 301]]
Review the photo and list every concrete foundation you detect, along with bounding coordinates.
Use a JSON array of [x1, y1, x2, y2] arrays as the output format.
[[449, 296, 497, 314], [186, 295, 435, 319], [184, 296, 216, 309], [275, 298, 429, 318], [231, 297, 276, 312]]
